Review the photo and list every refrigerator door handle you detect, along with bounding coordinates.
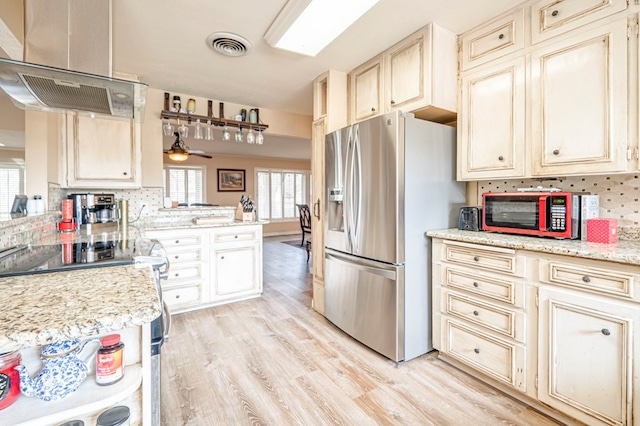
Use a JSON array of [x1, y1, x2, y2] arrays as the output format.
[[325, 251, 397, 280], [352, 124, 362, 253], [344, 126, 354, 252]]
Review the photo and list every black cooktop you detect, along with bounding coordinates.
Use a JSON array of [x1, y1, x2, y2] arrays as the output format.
[[0, 239, 139, 278]]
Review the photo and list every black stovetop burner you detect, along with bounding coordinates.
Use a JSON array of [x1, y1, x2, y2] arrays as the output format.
[[0, 239, 139, 278]]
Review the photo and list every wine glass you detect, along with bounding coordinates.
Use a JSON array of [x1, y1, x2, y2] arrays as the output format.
[[246, 128, 255, 144], [205, 120, 214, 140], [256, 129, 264, 145], [194, 119, 203, 140], [222, 125, 231, 141], [177, 119, 189, 138], [235, 128, 243, 143], [162, 120, 174, 136]]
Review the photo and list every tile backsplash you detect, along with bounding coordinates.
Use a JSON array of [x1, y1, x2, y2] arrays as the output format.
[[475, 174, 640, 240]]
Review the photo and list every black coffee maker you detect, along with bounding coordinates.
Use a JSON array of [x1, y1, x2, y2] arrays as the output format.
[[69, 193, 120, 226]]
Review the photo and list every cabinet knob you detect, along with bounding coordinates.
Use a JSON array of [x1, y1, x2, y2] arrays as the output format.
[[473, 310, 479, 316], [235, 235, 238, 238], [473, 282, 479, 288], [551, 10, 559, 17], [174, 255, 179, 259], [498, 155, 504, 161], [473, 256, 480, 262], [473, 348, 480, 354], [221, 256, 225, 260], [582, 276, 591, 283], [390, 100, 395, 105], [175, 240, 180, 244], [371, 107, 376, 112], [552, 149, 560, 155], [498, 34, 504, 40], [601, 328, 611, 336], [174, 273, 179, 277], [123, 172, 128, 176], [176, 294, 180, 299]]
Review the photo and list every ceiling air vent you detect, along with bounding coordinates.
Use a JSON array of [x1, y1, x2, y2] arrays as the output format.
[[206, 32, 252, 57]]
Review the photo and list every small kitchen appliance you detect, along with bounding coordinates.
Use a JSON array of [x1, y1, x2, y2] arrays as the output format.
[[458, 207, 482, 231], [482, 190, 580, 239], [69, 193, 120, 228]]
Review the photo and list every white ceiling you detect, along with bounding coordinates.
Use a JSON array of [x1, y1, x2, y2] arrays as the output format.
[[3, 0, 526, 159]]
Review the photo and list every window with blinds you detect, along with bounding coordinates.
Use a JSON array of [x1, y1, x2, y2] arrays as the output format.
[[163, 165, 205, 205], [256, 168, 310, 221], [0, 165, 25, 213]]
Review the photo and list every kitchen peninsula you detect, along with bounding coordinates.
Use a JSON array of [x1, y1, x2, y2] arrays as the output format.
[[0, 265, 160, 425]]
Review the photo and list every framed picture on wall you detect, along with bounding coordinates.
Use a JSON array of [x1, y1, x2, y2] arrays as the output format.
[[217, 169, 246, 192]]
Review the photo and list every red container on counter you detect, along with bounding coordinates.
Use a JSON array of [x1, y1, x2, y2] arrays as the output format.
[[0, 350, 22, 409]]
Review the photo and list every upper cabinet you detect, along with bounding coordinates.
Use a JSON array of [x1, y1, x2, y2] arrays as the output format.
[[457, 0, 634, 181], [349, 23, 458, 124], [530, 19, 628, 176], [349, 55, 384, 123], [62, 114, 142, 188], [460, 9, 525, 71], [530, 0, 627, 44], [313, 70, 348, 133]]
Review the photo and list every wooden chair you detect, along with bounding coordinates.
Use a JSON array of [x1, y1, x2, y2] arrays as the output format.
[[296, 204, 312, 249]]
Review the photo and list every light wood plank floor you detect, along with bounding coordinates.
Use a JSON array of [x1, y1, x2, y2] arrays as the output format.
[[160, 236, 562, 425]]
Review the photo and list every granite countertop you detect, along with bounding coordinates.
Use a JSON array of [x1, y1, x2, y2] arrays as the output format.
[[0, 265, 161, 351], [426, 229, 640, 266], [143, 219, 266, 231]]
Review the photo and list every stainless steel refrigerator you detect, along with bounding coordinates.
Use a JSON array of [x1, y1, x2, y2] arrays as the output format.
[[324, 111, 465, 362]]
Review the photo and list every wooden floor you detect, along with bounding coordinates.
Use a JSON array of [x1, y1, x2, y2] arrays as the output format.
[[160, 236, 562, 426]]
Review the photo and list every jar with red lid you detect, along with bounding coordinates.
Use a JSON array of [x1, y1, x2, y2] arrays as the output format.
[[0, 350, 22, 409], [96, 334, 124, 386]]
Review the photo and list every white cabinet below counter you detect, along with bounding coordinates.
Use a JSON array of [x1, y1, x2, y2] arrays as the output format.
[[145, 223, 263, 314]]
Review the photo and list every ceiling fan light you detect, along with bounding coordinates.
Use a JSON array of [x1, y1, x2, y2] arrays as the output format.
[[168, 151, 189, 162]]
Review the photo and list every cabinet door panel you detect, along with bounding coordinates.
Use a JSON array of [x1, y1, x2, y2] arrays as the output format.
[[212, 244, 260, 300], [458, 57, 525, 180], [388, 38, 422, 109], [531, 20, 627, 175], [539, 288, 636, 425], [350, 56, 383, 122], [311, 119, 325, 282]]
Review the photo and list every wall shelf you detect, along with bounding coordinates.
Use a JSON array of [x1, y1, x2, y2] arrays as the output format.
[[160, 110, 269, 132]]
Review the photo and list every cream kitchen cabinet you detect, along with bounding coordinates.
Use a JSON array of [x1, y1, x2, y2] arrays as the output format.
[[210, 225, 263, 303], [311, 118, 326, 314], [349, 54, 383, 123], [530, 0, 627, 44], [458, 56, 525, 180], [538, 286, 638, 426], [144, 228, 209, 312], [530, 18, 628, 176], [62, 113, 142, 188], [349, 23, 457, 124]]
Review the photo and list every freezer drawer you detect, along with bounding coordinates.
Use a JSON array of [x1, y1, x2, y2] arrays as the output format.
[[324, 250, 404, 361]]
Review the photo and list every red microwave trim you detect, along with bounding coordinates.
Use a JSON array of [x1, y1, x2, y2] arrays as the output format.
[[481, 192, 575, 239]]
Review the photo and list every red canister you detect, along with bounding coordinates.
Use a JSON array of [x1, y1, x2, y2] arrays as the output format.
[[0, 351, 21, 410], [96, 334, 125, 386]]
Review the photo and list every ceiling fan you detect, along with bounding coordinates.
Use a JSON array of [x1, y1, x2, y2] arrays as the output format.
[[164, 132, 213, 161]]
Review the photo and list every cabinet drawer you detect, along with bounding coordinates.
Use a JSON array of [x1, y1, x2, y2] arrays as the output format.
[[156, 235, 201, 248], [442, 318, 526, 391], [444, 241, 521, 276], [165, 264, 201, 281], [531, 0, 626, 44], [443, 267, 524, 307], [460, 8, 524, 70], [167, 249, 201, 263], [442, 290, 525, 343], [213, 229, 259, 244], [539, 259, 637, 301], [163, 285, 201, 308]]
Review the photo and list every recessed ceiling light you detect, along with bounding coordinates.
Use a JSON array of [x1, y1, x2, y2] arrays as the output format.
[[264, 0, 380, 57]]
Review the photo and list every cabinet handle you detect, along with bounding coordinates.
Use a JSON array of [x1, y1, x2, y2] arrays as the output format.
[[175, 294, 180, 299], [221, 256, 225, 260], [371, 107, 376, 112], [234, 235, 238, 239], [174, 273, 179, 277], [390, 100, 395, 105], [313, 199, 321, 219], [473, 310, 479, 316], [123, 172, 128, 176], [474, 348, 480, 354], [551, 10, 559, 17], [552, 149, 560, 155], [473, 282, 479, 288], [498, 33, 504, 40], [473, 256, 480, 262], [601, 329, 611, 336], [498, 155, 504, 161], [582, 276, 591, 283], [175, 240, 180, 244], [174, 255, 179, 259]]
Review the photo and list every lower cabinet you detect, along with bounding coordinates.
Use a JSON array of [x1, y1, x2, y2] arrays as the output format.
[[431, 237, 640, 425], [145, 224, 263, 313], [538, 282, 638, 426]]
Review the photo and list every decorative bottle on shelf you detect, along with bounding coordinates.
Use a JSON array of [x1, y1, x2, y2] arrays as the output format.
[[249, 108, 258, 124]]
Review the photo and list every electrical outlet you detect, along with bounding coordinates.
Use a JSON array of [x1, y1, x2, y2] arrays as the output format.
[[140, 202, 149, 214]]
